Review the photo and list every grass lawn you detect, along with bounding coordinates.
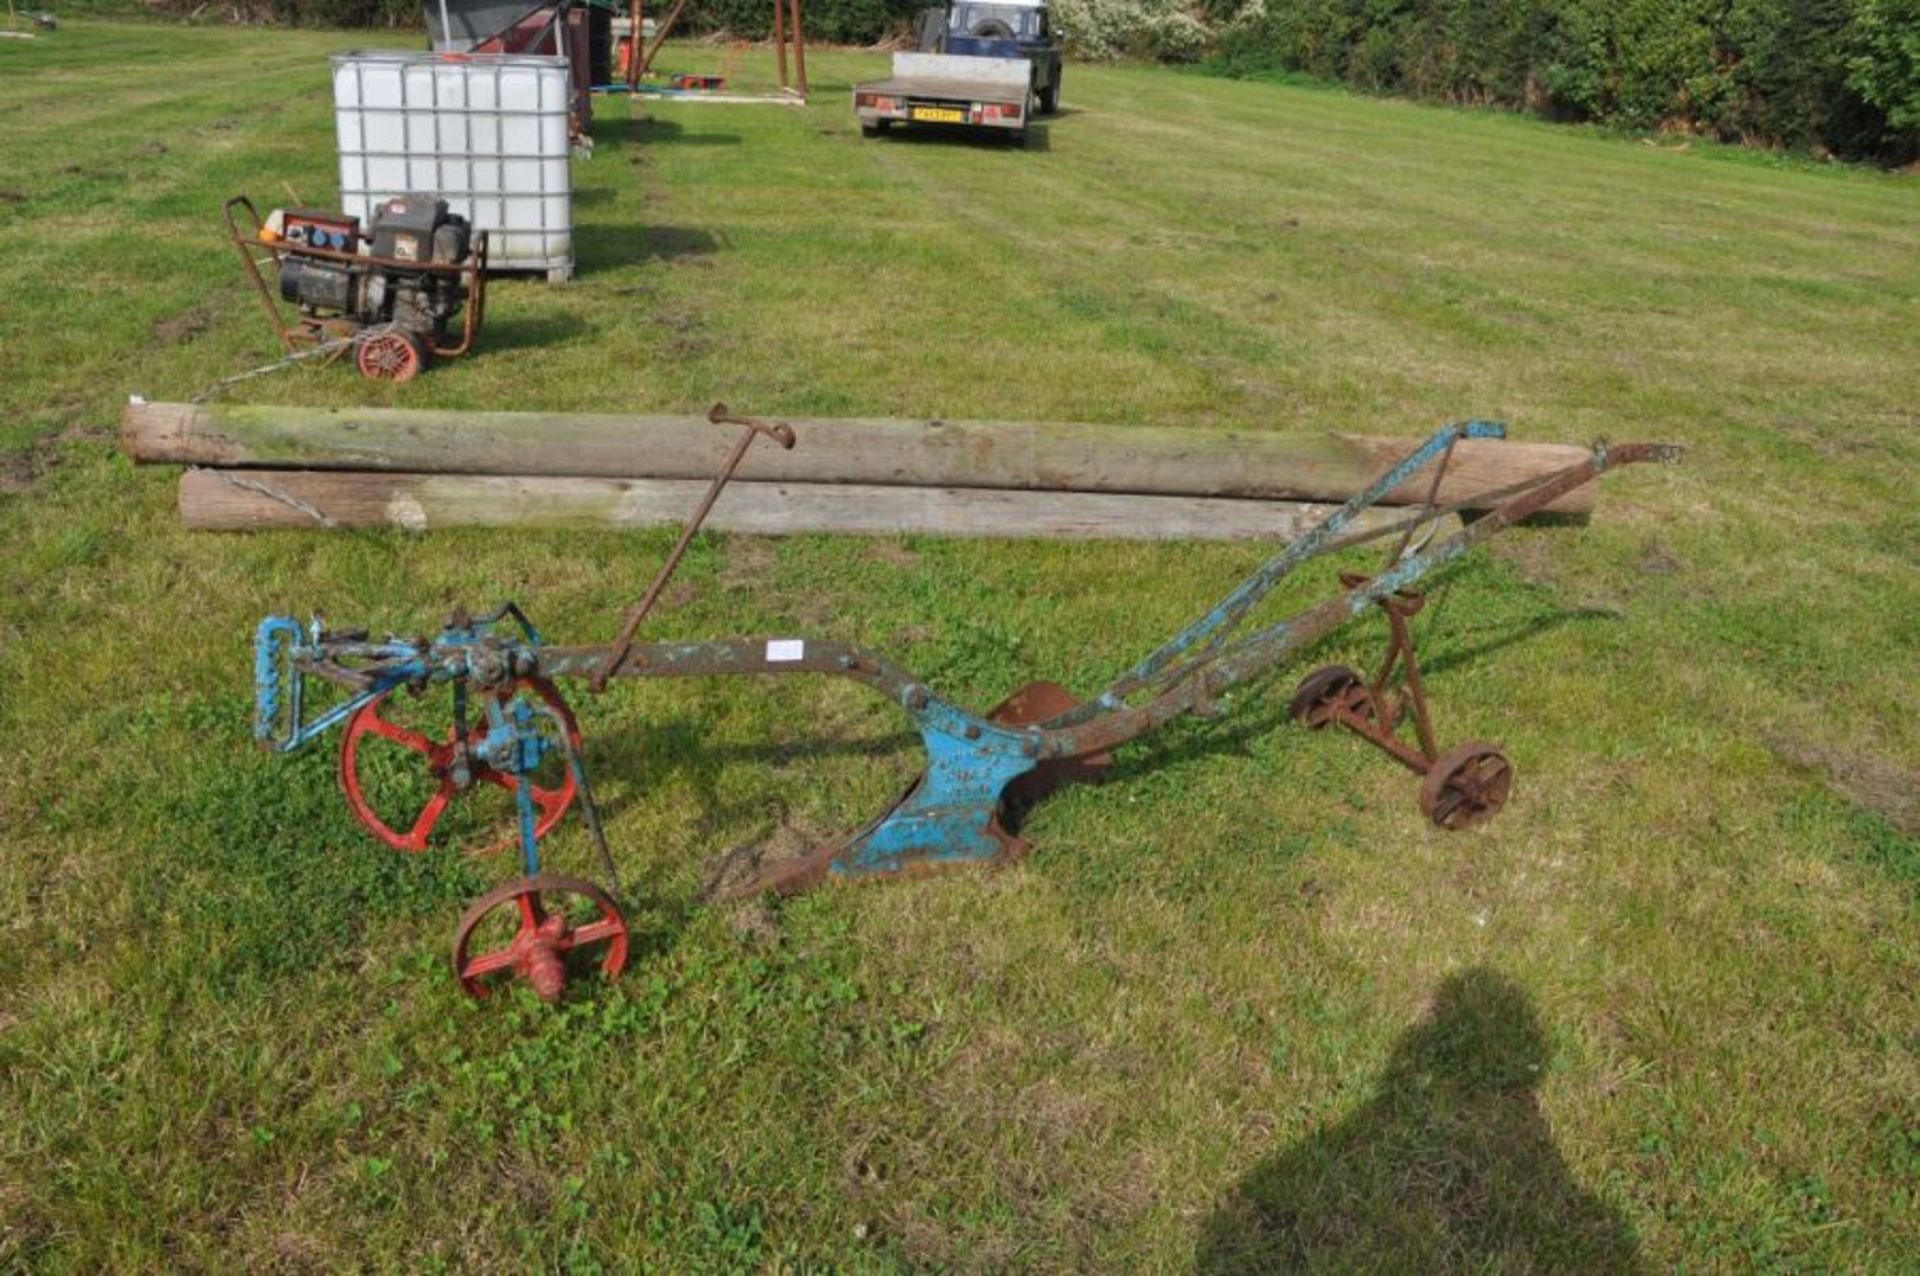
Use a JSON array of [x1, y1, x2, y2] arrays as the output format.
[[2, 18, 1917, 1271]]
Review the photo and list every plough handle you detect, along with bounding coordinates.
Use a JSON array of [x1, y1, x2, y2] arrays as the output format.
[[591, 403, 798, 693]]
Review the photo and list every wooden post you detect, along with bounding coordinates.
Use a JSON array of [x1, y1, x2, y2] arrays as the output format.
[[178, 469, 1448, 541], [626, 0, 644, 89], [788, 0, 807, 97], [773, 0, 788, 90], [639, 0, 690, 78], [124, 401, 1601, 515]]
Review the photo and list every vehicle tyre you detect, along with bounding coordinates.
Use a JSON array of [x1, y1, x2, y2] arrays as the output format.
[[861, 122, 882, 138], [1040, 74, 1060, 115]]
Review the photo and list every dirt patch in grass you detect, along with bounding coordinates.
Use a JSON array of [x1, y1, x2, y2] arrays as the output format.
[[1637, 537, 1683, 575], [153, 305, 212, 346], [1770, 733, 1919, 835], [0, 424, 108, 494], [718, 538, 776, 590], [0, 451, 34, 495], [1489, 534, 1560, 588], [699, 810, 832, 901]]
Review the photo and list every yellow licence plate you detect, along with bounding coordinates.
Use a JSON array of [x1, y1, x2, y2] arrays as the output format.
[[912, 107, 965, 123]]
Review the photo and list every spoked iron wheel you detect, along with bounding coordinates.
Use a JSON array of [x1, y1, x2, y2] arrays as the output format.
[[1289, 664, 1377, 730], [451, 874, 629, 1001], [355, 329, 425, 382], [338, 676, 581, 855], [1420, 741, 1514, 831]]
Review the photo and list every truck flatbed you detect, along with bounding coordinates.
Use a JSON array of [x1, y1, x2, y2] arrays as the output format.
[[854, 51, 1034, 141], [854, 75, 1029, 104]]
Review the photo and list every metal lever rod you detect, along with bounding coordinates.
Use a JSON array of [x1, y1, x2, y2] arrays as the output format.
[[591, 402, 797, 693]]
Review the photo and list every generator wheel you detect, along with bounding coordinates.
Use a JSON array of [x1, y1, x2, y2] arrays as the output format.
[[356, 329, 426, 383]]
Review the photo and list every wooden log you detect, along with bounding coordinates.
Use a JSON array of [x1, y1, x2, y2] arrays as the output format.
[[179, 468, 1458, 541], [128, 401, 1596, 515]]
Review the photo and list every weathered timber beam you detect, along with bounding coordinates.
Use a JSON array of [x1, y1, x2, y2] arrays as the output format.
[[178, 469, 1458, 540], [128, 401, 1596, 514]]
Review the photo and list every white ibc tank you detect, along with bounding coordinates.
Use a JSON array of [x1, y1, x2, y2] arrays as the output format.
[[333, 51, 574, 282]]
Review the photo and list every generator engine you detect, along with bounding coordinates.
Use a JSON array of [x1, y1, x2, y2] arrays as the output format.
[[264, 196, 479, 381]]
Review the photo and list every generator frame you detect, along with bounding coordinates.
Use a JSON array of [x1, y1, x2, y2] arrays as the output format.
[[222, 195, 491, 368]]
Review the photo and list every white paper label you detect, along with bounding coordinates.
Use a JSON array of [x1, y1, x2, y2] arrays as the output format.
[[765, 639, 805, 663]]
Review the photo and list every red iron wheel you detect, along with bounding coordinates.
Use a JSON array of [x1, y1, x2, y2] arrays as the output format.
[[355, 329, 426, 382], [1289, 664, 1376, 730], [338, 676, 581, 855], [451, 874, 629, 1001], [1420, 741, 1514, 831]]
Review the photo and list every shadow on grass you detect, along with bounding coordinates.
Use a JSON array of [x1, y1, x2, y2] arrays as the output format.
[[1196, 968, 1641, 1273], [602, 115, 744, 149], [1413, 603, 1624, 679], [573, 221, 723, 272], [582, 712, 917, 827], [868, 122, 1051, 153], [475, 310, 590, 356]]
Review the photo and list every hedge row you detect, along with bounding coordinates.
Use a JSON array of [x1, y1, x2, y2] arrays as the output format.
[[1208, 0, 1920, 163]]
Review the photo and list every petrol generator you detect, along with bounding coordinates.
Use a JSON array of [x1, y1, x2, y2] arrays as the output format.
[[224, 194, 490, 383]]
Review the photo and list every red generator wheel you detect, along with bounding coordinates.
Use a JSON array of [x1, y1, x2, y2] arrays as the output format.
[[356, 330, 426, 382], [451, 874, 629, 1001], [338, 677, 582, 855]]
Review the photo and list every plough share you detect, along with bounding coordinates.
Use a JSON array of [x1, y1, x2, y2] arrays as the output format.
[[253, 411, 1679, 1001]]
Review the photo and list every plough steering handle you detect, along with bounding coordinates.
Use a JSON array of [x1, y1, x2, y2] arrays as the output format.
[[591, 403, 798, 693]]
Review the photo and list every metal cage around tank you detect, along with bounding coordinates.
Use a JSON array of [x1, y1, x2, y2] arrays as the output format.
[[332, 50, 575, 282]]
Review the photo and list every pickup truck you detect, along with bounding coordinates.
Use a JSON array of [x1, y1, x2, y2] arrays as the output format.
[[853, 1, 1063, 145]]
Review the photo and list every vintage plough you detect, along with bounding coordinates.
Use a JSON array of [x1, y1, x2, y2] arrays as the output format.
[[253, 410, 1678, 1001]]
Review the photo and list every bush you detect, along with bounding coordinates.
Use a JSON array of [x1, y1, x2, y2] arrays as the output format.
[[1054, 0, 1208, 60], [1850, 0, 1920, 133], [1211, 0, 1918, 162]]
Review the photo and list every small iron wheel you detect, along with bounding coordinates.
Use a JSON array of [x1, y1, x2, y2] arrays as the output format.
[[451, 874, 629, 1002], [355, 329, 426, 383], [1420, 741, 1514, 831], [1289, 664, 1374, 730]]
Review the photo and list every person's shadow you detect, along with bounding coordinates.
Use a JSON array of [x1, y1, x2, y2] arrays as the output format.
[[1197, 968, 1641, 1272]]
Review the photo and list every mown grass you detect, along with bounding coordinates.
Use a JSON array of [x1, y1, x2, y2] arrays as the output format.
[[1, 18, 1917, 1271]]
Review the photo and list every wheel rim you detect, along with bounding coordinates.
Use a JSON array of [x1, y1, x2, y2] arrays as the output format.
[[338, 677, 582, 855], [1290, 664, 1373, 730], [356, 331, 422, 382], [450, 873, 629, 1001], [1420, 742, 1514, 830]]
